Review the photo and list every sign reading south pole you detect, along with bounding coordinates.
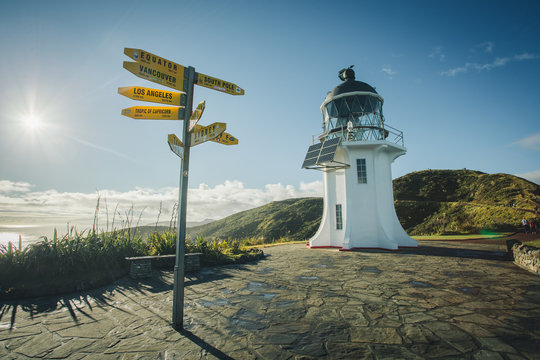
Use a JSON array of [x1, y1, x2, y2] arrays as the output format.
[[121, 106, 184, 120], [118, 86, 185, 106], [196, 73, 245, 96]]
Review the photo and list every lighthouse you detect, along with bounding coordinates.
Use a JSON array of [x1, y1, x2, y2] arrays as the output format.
[[302, 67, 417, 250]]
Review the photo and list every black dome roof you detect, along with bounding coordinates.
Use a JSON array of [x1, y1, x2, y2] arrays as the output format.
[[325, 67, 378, 102]]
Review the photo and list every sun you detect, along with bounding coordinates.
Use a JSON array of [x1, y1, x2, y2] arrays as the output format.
[[21, 115, 42, 131]]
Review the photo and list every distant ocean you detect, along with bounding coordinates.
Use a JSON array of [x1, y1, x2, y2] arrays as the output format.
[[0, 224, 90, 249]]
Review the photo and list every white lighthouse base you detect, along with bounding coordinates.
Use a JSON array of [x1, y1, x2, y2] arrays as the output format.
[[308, 140, 417, 251]]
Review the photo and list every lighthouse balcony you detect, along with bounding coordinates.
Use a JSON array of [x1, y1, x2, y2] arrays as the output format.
[[317, 123, 404, 146]]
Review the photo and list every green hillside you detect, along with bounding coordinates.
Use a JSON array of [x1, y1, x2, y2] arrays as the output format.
[[187, 197, 323, 241], [186, 170, 539, 240], [393, 169, 539, 234]]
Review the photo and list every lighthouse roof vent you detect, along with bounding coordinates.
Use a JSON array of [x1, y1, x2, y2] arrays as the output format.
[[325, 66, 378, 102]]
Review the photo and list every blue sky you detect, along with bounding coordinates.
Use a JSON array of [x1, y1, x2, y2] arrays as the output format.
[[1, 0, 539, 243]]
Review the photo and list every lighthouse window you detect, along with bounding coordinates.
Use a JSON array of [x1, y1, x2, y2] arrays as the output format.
[[335, 204, 343, 230], [357, 159, 367, 184]]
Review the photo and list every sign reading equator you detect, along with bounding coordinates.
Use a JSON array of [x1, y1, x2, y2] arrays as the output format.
[[124, 48, 184, 77]]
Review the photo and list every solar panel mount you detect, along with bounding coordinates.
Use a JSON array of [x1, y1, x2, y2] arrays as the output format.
[[301, 137, 349, 170]]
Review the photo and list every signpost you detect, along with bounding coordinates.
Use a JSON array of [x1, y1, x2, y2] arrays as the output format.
[[118, 47, 243, 331]]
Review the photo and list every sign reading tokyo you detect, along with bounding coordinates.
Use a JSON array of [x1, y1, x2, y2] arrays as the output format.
[[118, 86, 184, 106], [191, 122, 226, 146], [212, 132, 238, 145], [124, 48, 183, 77], [121, 106, 184, 120], [196, 73, 245, 96]]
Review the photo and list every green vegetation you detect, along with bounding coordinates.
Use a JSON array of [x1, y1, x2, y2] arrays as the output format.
[[187, 170, 539, 239], [394, 169, 539, 235], [0, 227, 262, 300], [187, 197, 322, 242]]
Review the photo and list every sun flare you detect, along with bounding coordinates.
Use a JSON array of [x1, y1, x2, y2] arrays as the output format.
[[21, 115, 42, 130]]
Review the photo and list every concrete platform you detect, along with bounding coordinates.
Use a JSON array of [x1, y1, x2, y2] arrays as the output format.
[[1, 241, 539, 359]]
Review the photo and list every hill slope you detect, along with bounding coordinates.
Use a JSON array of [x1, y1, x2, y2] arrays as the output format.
[[187, 170, 539, 240], [187, 197, 323, 241], [393, 169, 539, 234]]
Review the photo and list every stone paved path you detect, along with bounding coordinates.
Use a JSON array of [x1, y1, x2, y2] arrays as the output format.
[[1, 242, 539, 359]]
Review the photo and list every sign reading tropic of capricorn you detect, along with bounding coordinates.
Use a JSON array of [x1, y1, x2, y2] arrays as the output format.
[[118, 47, 244, 331]]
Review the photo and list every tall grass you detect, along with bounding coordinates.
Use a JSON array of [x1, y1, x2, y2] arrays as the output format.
[[0, 200, 264, 298]]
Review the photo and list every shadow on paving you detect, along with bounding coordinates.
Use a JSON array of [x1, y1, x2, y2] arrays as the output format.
[[0, 264, 240, 331], [399, 245, 508, 260]]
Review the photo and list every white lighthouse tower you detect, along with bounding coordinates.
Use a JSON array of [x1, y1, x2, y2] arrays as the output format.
[[302, 67, 416, 250]]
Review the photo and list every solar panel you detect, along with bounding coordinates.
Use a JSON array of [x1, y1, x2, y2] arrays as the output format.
[[302, 143, 322, 168], [301, 137, 341, 168]]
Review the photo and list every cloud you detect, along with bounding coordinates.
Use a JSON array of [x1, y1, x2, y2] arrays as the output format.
[[0, 180, 34, 193], [381, 65, 396, 78], [0, 179, 323, 240], [429, 46, 446, 62], [516, 170, 540, 185], [471, 41, 494, 54], [441, 52, 540, 76], [514, 133, 540, 151]]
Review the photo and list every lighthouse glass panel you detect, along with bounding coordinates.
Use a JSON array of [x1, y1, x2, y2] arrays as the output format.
[[323, 94, 385, 141], [357, 159, 367, 184]]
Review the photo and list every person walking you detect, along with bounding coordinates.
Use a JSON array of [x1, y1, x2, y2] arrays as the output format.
[[522, 217, 529, 233]]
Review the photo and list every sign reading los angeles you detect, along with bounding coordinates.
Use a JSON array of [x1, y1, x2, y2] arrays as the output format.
[[196, 73, 244, 96], [121, 106, 184, 120], [191, 122, 226, 146], [118, 86, 184, 106]]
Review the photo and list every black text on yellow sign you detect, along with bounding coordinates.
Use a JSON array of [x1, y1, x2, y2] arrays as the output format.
[[211, 132, 238, 145], [121, 106, 184, 120], [123, 62, 182, 91], [118, 86, 185, 106], [124, 48, 183, 77], [167, 134, 184, 159], [189, 101, 206, 132], [196, 73, 245, 96], [190, 123, 226, 146]]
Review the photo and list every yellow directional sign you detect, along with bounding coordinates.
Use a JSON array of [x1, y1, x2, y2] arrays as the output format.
[[168, 134, 184, 159], [123, 61, 182, 91], [124, 48, 184, 77], [191, 123, 226, 146], [189, 101, 206, 132], [121, 106, 184, 120], [211, 132, 238, 145], [196, 73, 244, 96], [118, 86, 184, 106]]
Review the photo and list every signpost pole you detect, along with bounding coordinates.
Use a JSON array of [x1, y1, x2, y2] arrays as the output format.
[[172, 66, 195, 331]]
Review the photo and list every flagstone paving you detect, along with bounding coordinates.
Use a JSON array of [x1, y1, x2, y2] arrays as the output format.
[[1, 241, 539, 359]]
